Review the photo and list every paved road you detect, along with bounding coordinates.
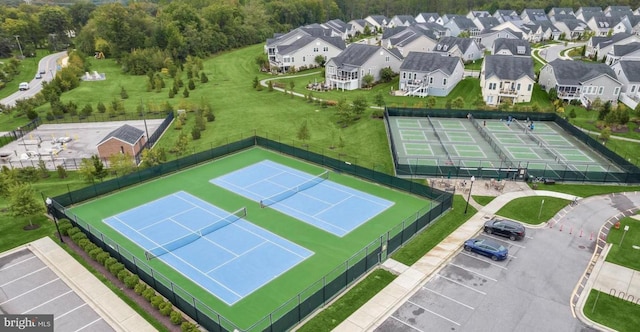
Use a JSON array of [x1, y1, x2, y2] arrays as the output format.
[[0, 51, 66, 107]]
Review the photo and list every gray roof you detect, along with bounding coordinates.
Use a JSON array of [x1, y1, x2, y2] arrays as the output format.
[[478, 28, 523, 40], [99, 124, 144, 146], [324, 19, 348, 32], [266, 27, 331, 47], [417, 13, 440, 21], [382, 26, 408, 39], [400, 52, 461, 75], [433, 37, 475, 54], [476, 17, 501, 29], [385, 26, 437, 45], [618, 60, 640, 82], [522, 9, 548, 21], [549, 8, 574, 16], [330, 44, 401, 68], [592, 33, 634, 48], [276, 35, 345, 55], [484, 55, 534, 80], [546, 59, 617, 85], [393, 15, 416, 25], [448, 16, 477, 30], [368, 15, 388, 25], [557, 18, 589, 30], [469, 11, 491, 18], [612, 42, 640, 56], [591, 16, 622, 29], [350, 19, 368, 28], [493, 38, 531, 55]]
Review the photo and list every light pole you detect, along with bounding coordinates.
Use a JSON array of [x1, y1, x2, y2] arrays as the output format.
[[14, 35, 24, 58], [464, 176, 475, 214], [45, 197, 64, 243]]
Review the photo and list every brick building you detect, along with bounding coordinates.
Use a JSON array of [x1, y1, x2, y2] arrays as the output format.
[[96, 124, 146, 163]]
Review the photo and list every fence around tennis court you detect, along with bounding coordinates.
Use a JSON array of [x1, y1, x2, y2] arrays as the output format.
[[385, 107, 640, 184], [47, 134, 453, 332]]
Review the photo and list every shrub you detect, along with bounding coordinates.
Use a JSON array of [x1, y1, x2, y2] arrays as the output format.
[[170, 311, 183, 325], [325, 100, 338, 106], [124, 274, 139, 289], [75, 237, 90, 248], [191, 127, 201, 140], [117, 269, 130, 282], [371, 110, 384, 118], [88, 247, 104, 260], [134, 282, 147, 295], [82, 242, 98, 253], [159, 302, 173, 316], [96, 252, 110, 265], [58, 222, 72, 235], [103, 257, 118, 269], [109, 262, 125, 276], [71, 231, 88, 244], [142, 288, 156, 302], [66, 226, 81, 236], [150, 295, 164, 309], [181, 321, 198, 331]]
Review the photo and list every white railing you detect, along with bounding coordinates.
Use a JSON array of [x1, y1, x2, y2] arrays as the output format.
[[619, 93, 639, 109]]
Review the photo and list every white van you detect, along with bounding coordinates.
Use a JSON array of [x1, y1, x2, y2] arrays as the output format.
[[19, 82, 29, 91]]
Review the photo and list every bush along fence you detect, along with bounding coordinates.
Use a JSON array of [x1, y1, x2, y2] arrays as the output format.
[[384, 107, 640, 184], [56, 218, 200, 332], [46, 135, 453, 332]]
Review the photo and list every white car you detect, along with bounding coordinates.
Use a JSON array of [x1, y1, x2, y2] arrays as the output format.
[[19, 82, 29, 91]]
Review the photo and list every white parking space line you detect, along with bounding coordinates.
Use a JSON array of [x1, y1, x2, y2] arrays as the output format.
[[460, 252, 509, 270], [22, 290, 73, 314], [0, 278, 60, 305], [74, 318, 103, 332], [423, 287, 475, 309], [449, 263, 497, 282], [55, 303, 88, 320], [0, 256, 37, 272], [436, 275, 486, 295], [0, 266, 48, 287], [408, 300, 461, 326], [525, 235, 534, 239], [484, 235, 527, 248], [391, 316, 424, 331]]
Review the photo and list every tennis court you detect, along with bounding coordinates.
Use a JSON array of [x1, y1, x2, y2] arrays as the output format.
[[210, 160, 394, 237], [103, 191, 313, 305]]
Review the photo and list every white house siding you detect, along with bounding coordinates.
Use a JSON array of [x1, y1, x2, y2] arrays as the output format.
[[581, 75, 622, 104], [397, 36, 438, 55], [399, 65, 464, 97], [281, 41, 343, 70], [361, 51, 403, 84], [482, 75, 535, 105]]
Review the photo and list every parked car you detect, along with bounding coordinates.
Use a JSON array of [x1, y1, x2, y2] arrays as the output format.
[[39, 70, 46, 75], [18, 82, 29, 91], [35, 73, 42, 79], [464, 238, 508, 261], [484, 218, 525, 240]]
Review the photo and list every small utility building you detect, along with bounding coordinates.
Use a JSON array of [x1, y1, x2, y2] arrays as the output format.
[[97, 124, 146, 162]]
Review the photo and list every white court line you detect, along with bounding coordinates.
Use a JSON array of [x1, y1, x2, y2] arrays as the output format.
[[423, 287, 475, 309], [0, 278, 60, 305], [436, 275, 486, 295], [390, 316, 424, 331], [23, 290, 73, 314], [0, 255, 37, 272], [73, 318, 103, 332], [460, 252, 509, 270], [407, 300, 461, 326], [0, 266, 48, 287], [55, 303, 88, 320], [137, 206, 200, 231], [448, 263, 498, 282]]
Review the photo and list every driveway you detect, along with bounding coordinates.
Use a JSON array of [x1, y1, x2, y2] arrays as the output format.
[[0, 51, 66, 107]]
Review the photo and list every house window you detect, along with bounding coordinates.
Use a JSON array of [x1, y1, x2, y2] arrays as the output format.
[[323, 47, 328, 51], [632, 85, 636, 93], [414, 73, 417, 79], [598, 86, 604, 95], [402, 72, 406, 79], [489, 83, 496, 90], [443, 78, 447, 85], [303, 56, 305, 62], [517, 83, 521, 90], [527, 84, 532, 91], [385, 56, 390, 62], [120, 146, 124, 154], [614, 87, 620, 95], [313, 47, 319, 52], [429, 77, 433, 84]]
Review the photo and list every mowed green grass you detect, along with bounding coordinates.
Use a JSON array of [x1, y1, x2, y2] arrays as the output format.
[[605, 217, 640, 271], [583, 290, 640, 332], [67, 148, 435, 330], [495, 196, 570, 225]]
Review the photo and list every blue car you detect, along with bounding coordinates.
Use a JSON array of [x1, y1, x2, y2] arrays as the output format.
[[464, 238, 508, 261]]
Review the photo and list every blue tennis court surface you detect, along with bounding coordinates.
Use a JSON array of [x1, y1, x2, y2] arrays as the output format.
[[210, 160, 394, 237], [103, 191, 313, 305]]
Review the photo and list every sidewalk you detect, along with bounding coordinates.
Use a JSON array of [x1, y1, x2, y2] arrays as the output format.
[[332, 180, 637, 332]]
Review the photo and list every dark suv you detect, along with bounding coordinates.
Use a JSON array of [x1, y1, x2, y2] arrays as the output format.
[[483, 218, 525, 240]]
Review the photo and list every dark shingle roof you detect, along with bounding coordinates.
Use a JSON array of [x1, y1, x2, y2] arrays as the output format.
[[612, 42, 640, 56], [368, 15, 388, 25], [476, 17, 501, 29], [592, 33, 634, 48], [493, 38, 531, 55], [484, 55, 534, 80], [547, 59, 617, 85], [277, 36, 345, 55], [99, 124, 144, 146], [549, 8, 575, 16], [558, 19, 589, 30], [591, 16, 622, 29], [618, 60, 640, 82], [417, 13, 440, 21], [394, 15, 416, 25], [400, 52, 461, 75], [433, 37, 475, 54], [448, 16, 477, 30], [330, 44, 400, 68]]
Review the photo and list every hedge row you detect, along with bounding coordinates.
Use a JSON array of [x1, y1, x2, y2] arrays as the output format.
[[58, 218, 199, 332]]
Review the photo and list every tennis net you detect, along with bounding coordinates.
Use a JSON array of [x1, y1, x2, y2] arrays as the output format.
[[260, 171, 329, 208], [427, 116, 453, 163], [145, 207, 247, 260], [470, 116, 515, 168], [513, 118, 527, 131]]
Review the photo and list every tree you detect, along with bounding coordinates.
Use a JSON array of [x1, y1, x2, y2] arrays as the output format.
[[635, 103, 640, 117], [80, 104, 93, 118], [172, 132, 189, 156], [92, 155, 108, 181], [183, 87, 190, 98], [253, 76, 259, 89], [314, 55, 326, 67], [56, 165, 67, 179], [599, 127, 611, 144], [79, 157, 95, 182], [188, 79, 196, 90], [140, 148, 166, 168], [617, 105, 630, 126], [351, 96, 368, 119], [426, 96, 436, 109], [120, 86, 129, 99], [268, 80, 274, 91], [362, 74, 374, 88], [336, 98, 352, 126], [373, 91, 385, 107], [598, 101, 612, 120], [97, 101, 106, 113], [200, 72, 209, 83], [297, 120, 310, 143], [8, 182, 43, 229], [379, 67, 394, 83], [452, 97, 465, 109], [109, 153, 136, 176], [38, 160, 50, 179], [569, 108, 577, 119]]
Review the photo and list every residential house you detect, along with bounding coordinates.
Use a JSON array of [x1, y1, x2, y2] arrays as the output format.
[[481, 55, 535, 105], [548, 8, 575, 17], [432, 36, 484, 62], [554, 19, 590, 40], [467, 11, 491, 19], [325, 44, 403, 91], [612, 15, 640, 35], [475, 28, 523, 50], [96, 124, 146, 163], [493, 10, 520, 23], [611, 60, 640, 108], [444, 16, 480, 37], [381, 26, 438, 55], [437, 14, 463, 26], [322, 19, 353, 40], [605, 42, 640, 65], [605, 6, 633, 17], [538, 59, 622, 106], [575, 7, 604, 22], [398, 52, 464, 97], [364, 15, 389, 31], [473, 17, 501, 31], [491, 21, 534, 41], [551, 14, 579, 23], [348, 19, 370, 35], [415, 13, 440, 24], [270, 35, 346, 72], [585, 33, 640, 60], [265, 27, 332, 63], [389, 15, 416, 28], [492, 38, 531, 56], [587, 15, 624, 36], [534, 20, 562, 40], [520, 9, 548, 22], [414, 22, 451, 39]]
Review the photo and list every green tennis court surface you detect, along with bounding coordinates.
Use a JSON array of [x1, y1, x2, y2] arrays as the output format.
[[69, 148, 432, 329]]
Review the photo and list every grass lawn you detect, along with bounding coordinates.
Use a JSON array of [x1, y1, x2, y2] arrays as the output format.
[[0, 50, 47, 100], [583, 290, 640, 332], [464, 58, 483, 71], [472, 195, 495, 206], [392, 196, 474, 265], [527, 183, 640, 197], [605, 217, 640, 271], [495, 196, 570, 225], [297, 269, 396, 332]]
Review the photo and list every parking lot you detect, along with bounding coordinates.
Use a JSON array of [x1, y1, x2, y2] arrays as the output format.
[[375, 225, 598, 332]]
